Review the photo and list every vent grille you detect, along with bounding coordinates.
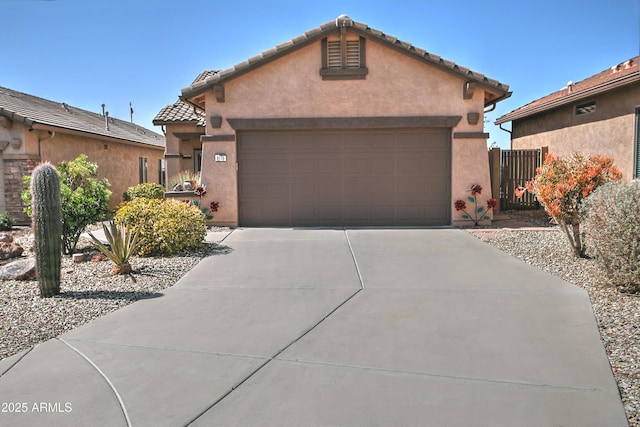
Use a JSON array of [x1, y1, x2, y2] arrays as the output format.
[[327, 41, 342, 68], [327, 40, 360, 69], [346, 41, 360, 67]]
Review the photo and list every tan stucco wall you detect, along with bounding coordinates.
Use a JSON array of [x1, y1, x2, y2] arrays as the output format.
[[195, 33, 496, 226], [511, 83, 640, 179], [0, 121, 163, 220], [37, 131, 163, 209]]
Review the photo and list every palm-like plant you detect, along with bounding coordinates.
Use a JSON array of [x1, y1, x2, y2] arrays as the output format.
[[88, 221, 141, 275]]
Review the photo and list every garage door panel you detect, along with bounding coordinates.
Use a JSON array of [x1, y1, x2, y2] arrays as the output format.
[[290, 157, 315, 174], [313, 155, 343, 174], [238, 129, 451, 226], [315, 177, 342, 201], [371, 206, 395, 222], [316, 206, 342, 223], [397, 178, 426, 200], [291, 178, 314, 198]]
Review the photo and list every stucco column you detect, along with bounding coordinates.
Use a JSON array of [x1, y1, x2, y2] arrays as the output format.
[[200, 138, 238, 226], [451, 135, 493, 226]]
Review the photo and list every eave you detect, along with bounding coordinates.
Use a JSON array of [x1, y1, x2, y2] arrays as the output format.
[[495, 71, 640, 124]]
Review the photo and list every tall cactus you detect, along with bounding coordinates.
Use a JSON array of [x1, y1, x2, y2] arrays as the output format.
[[30, 163, 62, 297]]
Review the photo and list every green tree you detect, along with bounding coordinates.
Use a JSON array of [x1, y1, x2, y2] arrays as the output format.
[[22, 154, 111, 255]]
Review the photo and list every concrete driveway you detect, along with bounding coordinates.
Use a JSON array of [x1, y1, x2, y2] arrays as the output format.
[[0, 228, 627, 426]]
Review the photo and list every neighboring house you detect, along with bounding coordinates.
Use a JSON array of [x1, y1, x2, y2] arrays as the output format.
[[155, 15, 511, 227], [0, 86, 165, 223], [495, 56, 640, 179]]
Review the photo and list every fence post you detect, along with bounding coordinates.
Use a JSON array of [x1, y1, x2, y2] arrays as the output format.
[[489, 147, 501, 214], [541, 146, 549, 164]]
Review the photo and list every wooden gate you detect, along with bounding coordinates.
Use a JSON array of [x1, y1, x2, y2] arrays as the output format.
[[489, 147, 547, 210]]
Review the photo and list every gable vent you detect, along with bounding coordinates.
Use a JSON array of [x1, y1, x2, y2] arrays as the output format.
[[346, 41, 360, 67], [327, 40, 360, 69], [327, 41, 342, 68]]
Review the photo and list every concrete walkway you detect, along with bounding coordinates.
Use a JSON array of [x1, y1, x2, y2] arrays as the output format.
[[0, 228, 627, 426]]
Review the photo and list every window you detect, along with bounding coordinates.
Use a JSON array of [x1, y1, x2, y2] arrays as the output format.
[[138, 157, 148, 184], [635, 107, 640, 179], [320, 35, 368, 80], [158, 159, 166, 187], [194, 149, 203, 174], [576, 101, 596, 115]]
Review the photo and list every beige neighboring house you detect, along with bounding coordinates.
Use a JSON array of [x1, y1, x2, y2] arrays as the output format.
[[496, 56, 640, 179], [0, 86, 165, 223], [155, 15, 511, 227]]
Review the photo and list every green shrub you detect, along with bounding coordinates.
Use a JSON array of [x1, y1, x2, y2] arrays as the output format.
[[114, 198, 206, 256], [0, 212, 14, 231], [123, 182, 165, 201], [22, 154, 111, 254], [581, 181, 640, 289]]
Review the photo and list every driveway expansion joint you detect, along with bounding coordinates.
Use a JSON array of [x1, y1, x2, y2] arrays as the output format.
[[0, 346, 33, 378], [272, 357, 617, 394], [187, 286, 364, 425]]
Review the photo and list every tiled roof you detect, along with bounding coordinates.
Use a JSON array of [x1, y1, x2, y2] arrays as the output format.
[[153, 100, 206, 126], [182, 16, 510, 105], [495, 56, 640, 124], [0, 86, 164, 147], [152, 71, 215, 126]]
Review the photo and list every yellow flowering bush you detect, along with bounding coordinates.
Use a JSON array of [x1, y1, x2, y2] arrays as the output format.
[[114, 198, 206, 256]]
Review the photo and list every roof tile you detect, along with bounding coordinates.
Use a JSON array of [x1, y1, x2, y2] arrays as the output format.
[[153, 100, 205, 126], [496, 56, 639, 123], [0, 86, 164, 147]]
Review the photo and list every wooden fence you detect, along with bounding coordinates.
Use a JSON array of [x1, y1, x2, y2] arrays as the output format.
[[489, 147, 548, 211]]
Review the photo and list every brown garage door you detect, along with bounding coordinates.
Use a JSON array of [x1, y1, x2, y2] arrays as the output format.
[[238, 129, 451, 226]]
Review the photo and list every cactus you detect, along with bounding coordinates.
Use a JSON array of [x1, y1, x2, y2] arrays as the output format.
[[30, 162, 62, 297]]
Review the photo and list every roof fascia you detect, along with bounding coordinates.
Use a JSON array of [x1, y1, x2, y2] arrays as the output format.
[[496, 71, 640, 124], [30, 123, 165, 149], [0, 108, 35, 128]]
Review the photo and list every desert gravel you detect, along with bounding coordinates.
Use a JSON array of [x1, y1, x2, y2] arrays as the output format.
[[0, 228, 227, 361]]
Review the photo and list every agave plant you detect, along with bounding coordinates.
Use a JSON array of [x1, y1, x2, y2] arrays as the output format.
[[88, 221, 141, 275]]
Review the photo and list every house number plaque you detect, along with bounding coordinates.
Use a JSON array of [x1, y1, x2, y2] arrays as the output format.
[[214, 153, 227, 162]]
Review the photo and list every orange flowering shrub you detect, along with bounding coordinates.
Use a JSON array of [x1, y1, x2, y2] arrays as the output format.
[[516, 152, 622, 257]]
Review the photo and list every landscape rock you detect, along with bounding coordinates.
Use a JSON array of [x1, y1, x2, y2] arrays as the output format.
[[0, 233, 13, 243], [0, 258, 36, 280], [0, 242, 24, 260], [72, 253, 87, 263], [91, 254, 108, 262]]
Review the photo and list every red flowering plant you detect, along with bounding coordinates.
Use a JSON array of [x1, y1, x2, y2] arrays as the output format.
[[190, 185, 221, 221], [454, 184, 498, 226], [515, 152, 622, 258]]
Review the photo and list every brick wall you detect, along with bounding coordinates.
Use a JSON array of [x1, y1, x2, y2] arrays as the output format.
[[4, 158, 38, 224]]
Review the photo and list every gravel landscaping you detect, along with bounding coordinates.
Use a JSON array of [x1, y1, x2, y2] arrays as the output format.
[[470, 210, 639, 426], [0, 227, 228, 362], [1, 215, 638, 425]]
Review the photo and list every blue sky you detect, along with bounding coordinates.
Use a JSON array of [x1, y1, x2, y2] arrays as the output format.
[[2, 0, 639, 148]]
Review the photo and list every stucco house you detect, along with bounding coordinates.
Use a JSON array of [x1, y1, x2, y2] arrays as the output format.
[[155, 15, 511, 227], [495, 56, 640, 179], [0, 86, 165, 223]]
